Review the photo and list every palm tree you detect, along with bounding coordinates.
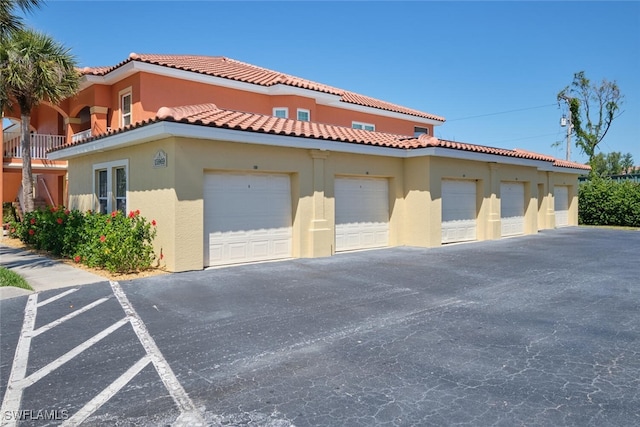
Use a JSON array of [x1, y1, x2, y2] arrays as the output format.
[[0, 0, 42, 40], [0, 29, 79, 212]]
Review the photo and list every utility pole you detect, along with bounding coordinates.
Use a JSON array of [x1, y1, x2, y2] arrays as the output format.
[[558, 94, 573, 161]]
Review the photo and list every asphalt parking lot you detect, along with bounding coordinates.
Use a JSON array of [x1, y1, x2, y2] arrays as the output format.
[[1, 227, 639, 426]]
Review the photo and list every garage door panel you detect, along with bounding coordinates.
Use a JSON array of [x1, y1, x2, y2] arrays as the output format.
[[554, 186, 569, 227], [442, 180, 477, 244], [204, 172, 292, 267], [228, 242, 250, 260], [335, 177, 389, 252], [501, 182, 525, 237], [272, 238, 291, 256], [250, 241, 269, 257]]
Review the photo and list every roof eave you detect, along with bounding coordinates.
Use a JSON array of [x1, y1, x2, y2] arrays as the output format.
[[49, 120, 583, 174]]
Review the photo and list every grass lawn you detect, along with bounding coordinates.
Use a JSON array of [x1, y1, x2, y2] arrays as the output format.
[[0, 267, 33, 290]]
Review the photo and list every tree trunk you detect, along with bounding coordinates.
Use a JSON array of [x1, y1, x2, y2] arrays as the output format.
[[20, 114, 35, 213]]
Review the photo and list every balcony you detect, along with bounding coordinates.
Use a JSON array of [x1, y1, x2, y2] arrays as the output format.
[[3, 132, 67, 160], [71, 129, 92, 143]]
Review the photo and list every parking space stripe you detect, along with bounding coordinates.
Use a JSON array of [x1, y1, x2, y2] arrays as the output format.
[[110, 281, 205, 425], [0, 294, 38, 427], [16, 317, 129, 389], [61, 356, 152, 427], [37, 288, 78, 307], [32, 297, 110, 337]]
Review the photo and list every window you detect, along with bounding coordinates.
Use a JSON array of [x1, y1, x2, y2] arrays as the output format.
[[297, 109, 310, 122], [352, 121, 375, 131], [97, 170, 108, 214], [273, 107, 288, 119], [414, 126, 429, 137], [93, 160, 128, 214], [115, 167, 127, 212], [120, 91, 132, 127]]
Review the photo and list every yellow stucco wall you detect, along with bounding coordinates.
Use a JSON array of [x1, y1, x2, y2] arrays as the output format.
[[66, 137, 582, 272]]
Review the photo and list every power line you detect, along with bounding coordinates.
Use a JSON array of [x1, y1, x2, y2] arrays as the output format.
[[446, 104, 557, 122]]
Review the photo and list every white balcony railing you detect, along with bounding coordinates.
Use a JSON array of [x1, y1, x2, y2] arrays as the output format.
[[71, 129, 92, 143], [3, 132, 67, 159]]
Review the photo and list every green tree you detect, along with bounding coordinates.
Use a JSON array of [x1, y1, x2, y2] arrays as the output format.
[[0, 0, 41, 40], [621, 152, 634, 174], [558, 71, 624, 167], [590, 151, 634, 177], [606, 151, 623, 176], [0, 29, 80, 212]]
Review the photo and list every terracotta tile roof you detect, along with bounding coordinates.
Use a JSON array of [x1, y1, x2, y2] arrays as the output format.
[[51, 103, 589, 171], [156, 104, 411, 148], [551, 158, 591, 170], [80, 66, 111, 75], [514, 148, 591, 170], [80, 53, 445, 122], [422, 137, 552, 161], [513, 148, 556, 162]]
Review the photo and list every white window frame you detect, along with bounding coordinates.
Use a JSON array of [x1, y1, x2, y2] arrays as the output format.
[[97, 169, 108, 214], [414, 126, 430, 137], [119, 87, 132, 127], [92, 159, 129, 214], [114, 166, 127, 212], [273, 107, 288, 119], [352, 121, 375, 131], [297, 108, 310, 122]]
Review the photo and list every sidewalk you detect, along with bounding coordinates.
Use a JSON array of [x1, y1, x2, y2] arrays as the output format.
[[0, 244, 106, 300]]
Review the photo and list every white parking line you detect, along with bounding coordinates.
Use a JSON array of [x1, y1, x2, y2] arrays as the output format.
[[37, 288, 78, 307], [0, 294, 38, 427], [15, 317, 129, 389], [2, 283, 204, 426], [61, 356, 152, 427], [32, 297, 110, 337], [110, 281, 205, 425]]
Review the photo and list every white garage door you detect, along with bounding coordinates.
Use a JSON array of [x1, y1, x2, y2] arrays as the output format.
[[501, 182, 525, 237], [441, 179, 477, 243], [554, 186, 569, 227], [204, 172, 292, 267], [335, 177, 389, 252]]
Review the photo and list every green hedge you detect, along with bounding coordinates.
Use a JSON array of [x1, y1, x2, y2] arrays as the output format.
[[8, 207, 158, 273], [579, 178, 640, 227]]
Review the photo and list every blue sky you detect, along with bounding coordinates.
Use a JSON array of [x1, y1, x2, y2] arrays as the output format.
[[25, 1, 640, 165]]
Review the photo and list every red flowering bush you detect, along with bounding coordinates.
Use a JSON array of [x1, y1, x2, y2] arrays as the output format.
[[10, 206, 86, 256], [73, 209, 157, 273], [9, 206, 158, 274]]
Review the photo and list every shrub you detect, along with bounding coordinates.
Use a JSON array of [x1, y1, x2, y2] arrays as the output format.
[[579, 177, 640, 227], [9, 207, 158, 274], [75, 210, 157, 273]]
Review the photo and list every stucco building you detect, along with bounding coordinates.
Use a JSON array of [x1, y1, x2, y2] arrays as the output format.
[[4, 53, 589, 272]]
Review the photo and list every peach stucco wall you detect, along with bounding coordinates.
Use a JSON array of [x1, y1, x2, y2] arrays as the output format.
[[315, 104, 432, 136], [68, 84, 112, 118], [21, 67, 438, 143], [1, 166, 66, 205], [139, 72, 273, 118], [32, 105, 61, 135]]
